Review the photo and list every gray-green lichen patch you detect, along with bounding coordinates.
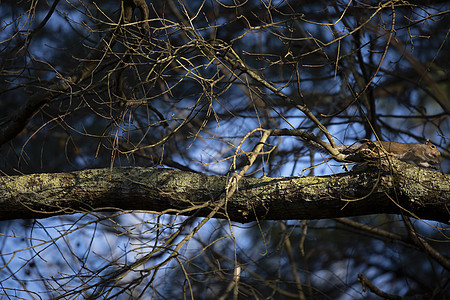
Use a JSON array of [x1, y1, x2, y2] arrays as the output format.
[[389, 161, 450, 204]]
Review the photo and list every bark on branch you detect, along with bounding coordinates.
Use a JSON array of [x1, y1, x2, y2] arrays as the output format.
[[0, 162, 448, 223]]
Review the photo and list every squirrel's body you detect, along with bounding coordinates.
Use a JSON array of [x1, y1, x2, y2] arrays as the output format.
[[309, 139, 441, 168]]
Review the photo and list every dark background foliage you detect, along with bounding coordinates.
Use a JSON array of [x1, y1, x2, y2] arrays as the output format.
[[0, 0, 448, 298]]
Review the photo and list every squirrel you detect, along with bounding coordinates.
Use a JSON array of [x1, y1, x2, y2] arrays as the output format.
[[304, 138, 442, 168]]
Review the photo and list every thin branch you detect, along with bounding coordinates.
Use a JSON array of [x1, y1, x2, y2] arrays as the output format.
[[358, 273, 402, 300], [402, 215, 450, 271], [0, 0, 150, 147]]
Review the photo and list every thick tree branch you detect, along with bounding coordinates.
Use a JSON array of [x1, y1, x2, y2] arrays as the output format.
[[0, 161, 448, 223]]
